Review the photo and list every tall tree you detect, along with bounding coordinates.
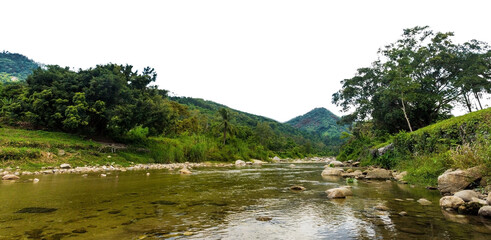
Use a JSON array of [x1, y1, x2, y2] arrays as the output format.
[[332, 26, 489, 133]]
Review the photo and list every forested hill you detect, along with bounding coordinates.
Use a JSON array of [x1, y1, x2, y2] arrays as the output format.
[[0, 51, 39, 82], [286, 107, 348, 139], [170, 96, 329, 149]]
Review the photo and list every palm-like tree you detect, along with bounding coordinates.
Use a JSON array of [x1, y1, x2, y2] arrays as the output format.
[[219, 108, 233, 145]]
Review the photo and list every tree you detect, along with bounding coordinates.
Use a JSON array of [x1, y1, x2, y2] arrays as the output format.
[[332, 26, 488, 133], [219, 108, 233, 145]]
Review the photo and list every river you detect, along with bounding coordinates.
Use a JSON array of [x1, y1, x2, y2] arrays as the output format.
[[0, 163, 490, 239]]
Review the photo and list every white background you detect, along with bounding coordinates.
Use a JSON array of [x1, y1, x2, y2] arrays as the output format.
[[1, 0, 490, 121]]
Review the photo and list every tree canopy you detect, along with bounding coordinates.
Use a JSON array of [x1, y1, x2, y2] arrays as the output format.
[[332, 26, 491, 134]]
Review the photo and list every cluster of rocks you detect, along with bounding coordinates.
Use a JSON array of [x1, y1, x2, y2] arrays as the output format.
[[437, 167, 491, 218], [321, 165, 394, 180], [0, 162, 235, 180], [234, 159, 265, 166], [271, 156, 338, 163]]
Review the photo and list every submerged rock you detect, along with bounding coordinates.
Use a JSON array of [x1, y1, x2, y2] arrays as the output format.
[[290, 185, 306, 191], [437, 167, 482, 194], [2, 174, 20, 180], [374, 205, 389, 211], [417, 198, 432, 206], [179, 167, 192, 174], [72, 228, 87, 233], [256, 216, 272, 221], [440, 196, 465, 209], [16, 207, 57, 213]]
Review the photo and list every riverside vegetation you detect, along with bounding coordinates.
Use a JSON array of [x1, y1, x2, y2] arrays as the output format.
[[333, 26, 491, 187], [0, 53, 346, 170]]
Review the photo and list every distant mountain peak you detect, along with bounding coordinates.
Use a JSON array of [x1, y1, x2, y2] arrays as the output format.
[[286, 107, 347, 139]]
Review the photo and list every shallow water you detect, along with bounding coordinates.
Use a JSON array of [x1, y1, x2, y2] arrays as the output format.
[[0, 163, 490, 239]]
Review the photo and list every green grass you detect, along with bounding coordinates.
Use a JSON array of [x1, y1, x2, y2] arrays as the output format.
[[0, 127, 270, 171], [340, 108, 491, 186]]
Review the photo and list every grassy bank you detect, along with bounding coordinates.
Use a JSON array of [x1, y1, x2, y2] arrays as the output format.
[[0, 127, 281, 171], [338, 108, 491, 186]]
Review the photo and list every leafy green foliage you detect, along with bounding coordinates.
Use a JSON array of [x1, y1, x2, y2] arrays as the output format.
[[333, 26, 490, 134], [0, 51, 39, 81], [286, 107, 349, 147]]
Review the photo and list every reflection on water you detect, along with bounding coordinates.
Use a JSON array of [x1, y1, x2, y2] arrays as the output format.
[[0, 163, 490, 239]]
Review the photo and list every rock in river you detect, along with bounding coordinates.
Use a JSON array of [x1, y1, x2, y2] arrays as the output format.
[[235, 160, 246, 166], [321, 168, 343, 176], [2, 174, 20, 180], [179, 167, 192, 174], [437, 167, 482, 194], [478, 206, 491, 218], [440, 196, 465, 209], [417, 198, 432, 205], [290, 185, 306, 191], [60, 163, 71, 169], [453, 190, 479, 202], [326, 187, 352, 199], [365, 169, 392, 180]]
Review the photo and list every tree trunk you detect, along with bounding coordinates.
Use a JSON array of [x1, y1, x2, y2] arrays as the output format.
[[463, 93, 472, 113], [401, 97, 413, 132], [474, 92, 483, 110]]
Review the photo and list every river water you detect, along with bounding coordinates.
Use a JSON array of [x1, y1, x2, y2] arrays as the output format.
[[0, 163, 490, 239]]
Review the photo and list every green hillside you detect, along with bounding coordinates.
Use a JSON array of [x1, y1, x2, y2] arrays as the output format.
[[171, 97, 333, 155], [0, 51, 39, 82], [338, 107, 491, 185], [286, 107, 349, 139]]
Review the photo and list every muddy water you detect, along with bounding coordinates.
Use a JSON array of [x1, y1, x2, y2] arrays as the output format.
[[0, 163, 490, 239]]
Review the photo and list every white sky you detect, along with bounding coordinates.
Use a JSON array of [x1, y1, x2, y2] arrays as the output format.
[[1, 0, 490, 122]]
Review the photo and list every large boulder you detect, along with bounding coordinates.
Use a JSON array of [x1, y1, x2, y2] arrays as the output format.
[[440, 196, 465, 209], [60, 163, 71, 169], [251, 159, 264, 165], [321, 168, 343, 176], [326, 187, 353, 199], [365, 169, 392, 180], [487, 192, 491, 205], [2, 174, 19, 180], [328, 161, 344, 167], [377, 143, 394, 156], [478, 206, 491, 218], [235, 160, 246, 166], [437, 167, 482, 194], [454, 190, 479, 202]]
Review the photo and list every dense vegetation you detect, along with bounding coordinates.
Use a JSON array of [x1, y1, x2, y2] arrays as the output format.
[[0, 51, 39, 82], [334, 26, 491, 185], [286, 107, 348, 145], [0, 60, 335, 167]]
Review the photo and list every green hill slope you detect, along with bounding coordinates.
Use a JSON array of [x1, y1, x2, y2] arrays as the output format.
[[0, 51, 39, 82], [286, 107, 349, 139], [339, 107, 491, 185], [170, 97, 331, 154]]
